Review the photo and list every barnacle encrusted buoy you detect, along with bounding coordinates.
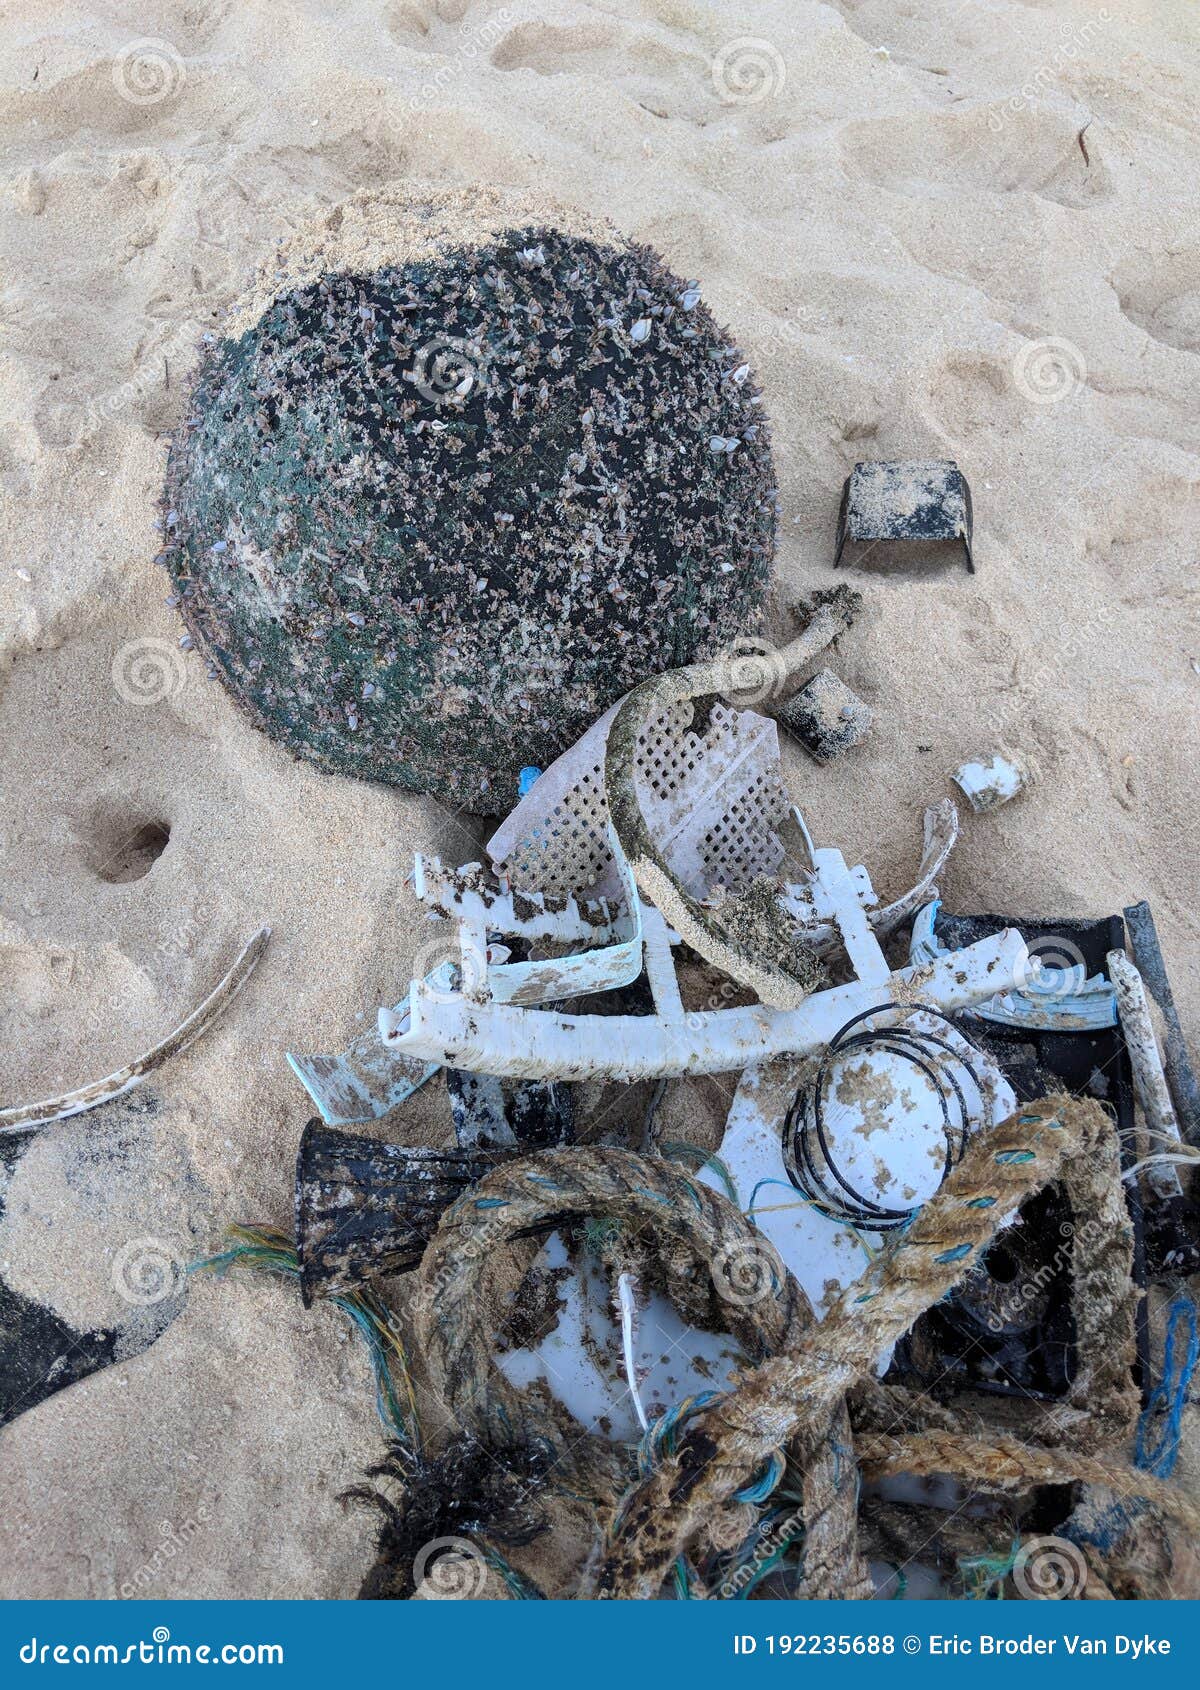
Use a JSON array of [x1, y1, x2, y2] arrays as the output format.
[[161, 187, 777, 811]]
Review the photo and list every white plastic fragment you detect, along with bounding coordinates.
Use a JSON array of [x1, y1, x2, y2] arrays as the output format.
[[496, 1234, 739, 1442], [702, 1015, 1016, 1320], [1108, 948, 1189, 1205], [910, 903, 1117, 1032], [616, 1272, 649, 1432], [288, 963, 449, 1127], [381, 923, 1027, 1081], [951, 750, 1033, 813], [0, 928, 271, 1135]]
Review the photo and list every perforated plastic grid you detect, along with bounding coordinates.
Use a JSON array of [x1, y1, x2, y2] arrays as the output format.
[[496, 700, 789, 899]]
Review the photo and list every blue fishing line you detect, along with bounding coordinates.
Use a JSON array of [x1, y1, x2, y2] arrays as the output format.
[[1135, 1294, 1198, 1480], [1071, 1293, 1197, 1552]]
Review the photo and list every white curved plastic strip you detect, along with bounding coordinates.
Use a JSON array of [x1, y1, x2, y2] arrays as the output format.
[[1, 928, 270, 1135], [379, 928, 1028, 1082]]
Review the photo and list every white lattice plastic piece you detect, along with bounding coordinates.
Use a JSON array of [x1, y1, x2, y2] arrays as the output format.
[[488, 697, 790, 902]]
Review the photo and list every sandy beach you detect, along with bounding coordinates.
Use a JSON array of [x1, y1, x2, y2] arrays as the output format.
[[1, 0, 1198, 1598]]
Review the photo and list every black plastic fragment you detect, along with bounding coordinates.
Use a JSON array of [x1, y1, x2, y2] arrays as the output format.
[[834, 458, 974, 572], [445, 1071, 574, 1152], [294, 1122, 508, 1304], [890, 910, 1151, 1403], [0, 1113, 182, 1428]]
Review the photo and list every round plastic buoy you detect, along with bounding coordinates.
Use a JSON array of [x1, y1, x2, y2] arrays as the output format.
[[160, 188, 777, 811]]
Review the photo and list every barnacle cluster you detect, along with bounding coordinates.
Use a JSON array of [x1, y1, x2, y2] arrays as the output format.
[[162, 220, 777, 810]]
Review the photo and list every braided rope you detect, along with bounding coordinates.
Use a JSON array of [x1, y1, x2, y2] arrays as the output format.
[[412, 1093, 1172, 1601], [855, 1431, 1200, 1535], [595, 1095, 1115, 1597], [414, 1146, 869, 1592]]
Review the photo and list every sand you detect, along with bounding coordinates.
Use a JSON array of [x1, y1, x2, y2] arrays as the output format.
[[1, 0, 1198, 1598]]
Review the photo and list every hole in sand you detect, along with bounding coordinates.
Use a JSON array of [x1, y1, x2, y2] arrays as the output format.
[[87, 817, 171, 884]]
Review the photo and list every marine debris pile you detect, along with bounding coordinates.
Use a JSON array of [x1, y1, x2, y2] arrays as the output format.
[[222, 576, 1198, 1600], [6, 197, 1197, 1602]]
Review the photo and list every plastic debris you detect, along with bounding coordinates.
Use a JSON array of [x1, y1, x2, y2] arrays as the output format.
[[377, 848, 1024, 1083], [161, 216, 776, 812], [776, 667, 874, 762], [1108, 949, 1200, 1278], [293, 1121, 506, 1305], [951, 749, 1034, 813], [287, 963, 450, 1126], [445, 1071, 574, 1152], [250, 572, 1200, 1601], [0, 1093, 187, 1429], [1124, 900, 1200, 1149], [0, 927, 270, 1135], [371, 599, 1021, 1080], [834, 459, 974, 573], [911, 901, 1117, 1032], [700, 1010, 1015, 1317]]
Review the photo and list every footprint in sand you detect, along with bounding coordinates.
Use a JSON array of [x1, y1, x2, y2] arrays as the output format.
[[1113, 250, 1200, 355], [842, 105, 1112, 208]]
